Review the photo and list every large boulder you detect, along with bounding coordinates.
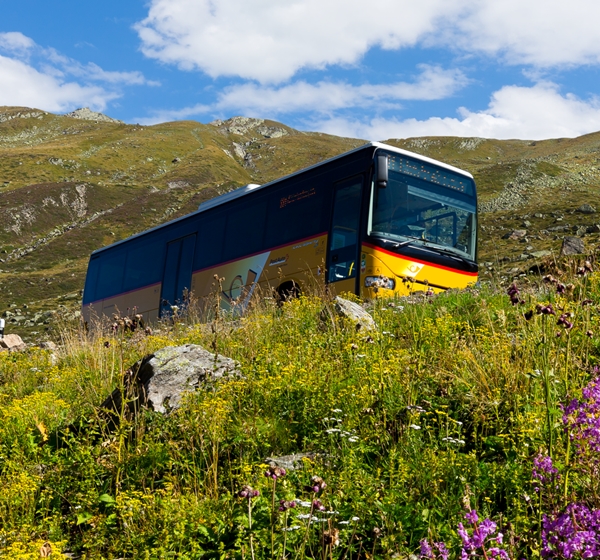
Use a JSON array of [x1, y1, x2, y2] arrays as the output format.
[[0, 333, 26, 352], [100, 344, 240, 423], [332, 296, 376, 331], [560, 236, 585, 256]]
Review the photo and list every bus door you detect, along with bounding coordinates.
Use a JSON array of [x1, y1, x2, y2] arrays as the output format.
[[160, 233, 196, 317], [326, 177, 363, 294]]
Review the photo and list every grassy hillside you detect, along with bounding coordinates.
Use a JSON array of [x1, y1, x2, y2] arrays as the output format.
[[1, 263, 600, 558], [2, 106, 600, 341]]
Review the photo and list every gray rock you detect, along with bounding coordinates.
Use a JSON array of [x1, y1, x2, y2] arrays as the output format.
[[502, 229, 527, 240], [144, 345, 240, 413], [64, 107, 124, 124], [561, 236, 585, 256], [0, 333, 26, 351], [529, 250, 553, 259], [100, 344, 240, 421], [264, 453, 320, 471], [576, 204, 597, 214], [332, 296, 376, 331]]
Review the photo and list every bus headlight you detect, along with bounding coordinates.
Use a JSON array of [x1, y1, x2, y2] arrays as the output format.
[[364, 276, 396, 290]]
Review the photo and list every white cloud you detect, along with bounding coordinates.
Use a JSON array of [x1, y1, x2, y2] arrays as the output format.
[[135, 0, 455, 83], [0, 33, 155, 113], [136, 0, 600, 83], [0, 55, 117, 112], [136, 103, 211, 125], [452, 1, 600, 67], [311, 83, 600, 141], [137, 65, 466, 125], [212, 65, 467, 115]]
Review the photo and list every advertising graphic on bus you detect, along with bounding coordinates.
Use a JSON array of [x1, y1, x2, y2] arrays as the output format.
[[81, 142, 478, 323]]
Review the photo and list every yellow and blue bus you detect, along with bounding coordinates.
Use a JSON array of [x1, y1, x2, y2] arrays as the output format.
[[82, 142, 477, 323]]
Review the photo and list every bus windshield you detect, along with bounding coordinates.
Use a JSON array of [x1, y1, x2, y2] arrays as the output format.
[[370, 154, 477, 260]]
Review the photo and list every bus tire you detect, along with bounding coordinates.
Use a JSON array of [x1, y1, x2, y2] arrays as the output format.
[[276, 281, 301, 303]]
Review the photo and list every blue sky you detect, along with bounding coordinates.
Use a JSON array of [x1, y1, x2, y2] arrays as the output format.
[[2, 0, 600, 141]]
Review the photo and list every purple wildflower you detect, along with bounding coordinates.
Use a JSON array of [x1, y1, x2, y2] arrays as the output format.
[[305, 475, 326, 493], [420, 540, 449, 560], [238, 485, 260, 499], [532, 454, 560, 492], [542, 503, 600, 559], [507, 284, 525, 305], [278, 499, 297, 512], [458, 510, 511, 559], [265, 465, 286, 480], [562, 375, 600, 456], [557, 313, 574, 330]]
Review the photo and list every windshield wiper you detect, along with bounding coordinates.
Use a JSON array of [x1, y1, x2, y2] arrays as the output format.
[[420, 244, 474, 265], [379, 237, 415, 249]]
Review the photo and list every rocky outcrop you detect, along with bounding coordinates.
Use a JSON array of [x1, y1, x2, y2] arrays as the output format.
[[561, 236, 585, 256], [0, 333, 26, 351], [63, 107, 124, 124], [100, 344, 240, 423], [210, 116, 289, 139], [327, 296, 377, 331]]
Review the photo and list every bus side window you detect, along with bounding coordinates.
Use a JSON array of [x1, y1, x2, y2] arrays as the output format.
[[123, 236, 164, 291], [196, 213, 225, 269], [223, 197, 268, 261], [265, 183, 327, 247], [95, 250, 125, 300]]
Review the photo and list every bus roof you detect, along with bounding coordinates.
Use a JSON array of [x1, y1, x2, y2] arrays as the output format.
[[197, 141, 474, 212], [89, 141, 474, 257]]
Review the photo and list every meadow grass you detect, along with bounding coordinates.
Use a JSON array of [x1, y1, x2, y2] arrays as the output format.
[[1, 266, 600, 558]]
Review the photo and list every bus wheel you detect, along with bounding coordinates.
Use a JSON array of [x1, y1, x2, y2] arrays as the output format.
[[276, 281, 301, 303]]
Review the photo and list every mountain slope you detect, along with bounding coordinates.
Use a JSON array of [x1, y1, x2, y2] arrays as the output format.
[[1, 106, 599, 338]]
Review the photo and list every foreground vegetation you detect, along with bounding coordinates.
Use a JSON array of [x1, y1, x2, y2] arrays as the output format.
[[2, 263, 600, 558]]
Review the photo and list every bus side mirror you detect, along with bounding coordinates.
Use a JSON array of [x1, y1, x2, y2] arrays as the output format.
[[377, 155, 388, 188]]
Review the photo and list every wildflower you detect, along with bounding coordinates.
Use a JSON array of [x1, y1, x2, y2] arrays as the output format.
[[420, 539, 449, 560], [457, 510, 510, 559], [238, 485, 260, 499], [347, 436, 359, 443], [557, 313, 574, 329], [562, 375, 600, 455], [312, 499, 326, 511], [351, 516, 360, 521], [305, 476, 327, 493], [265, 465, 286, 480], [507, 283, 524, 305], [536, 303, 556, 315], [410, 424, 422, 430], [283, 525, 300, 531], [542, 502, 600, 559], [279, 500, 297, 512], [465, 510, 479, 524], [331, 408, 343, 413], [532, 454, 559, 491]]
